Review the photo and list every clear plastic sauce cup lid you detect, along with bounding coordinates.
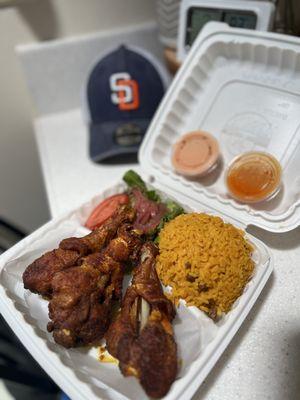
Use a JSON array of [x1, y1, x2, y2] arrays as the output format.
[[226, 151, 282, 203]]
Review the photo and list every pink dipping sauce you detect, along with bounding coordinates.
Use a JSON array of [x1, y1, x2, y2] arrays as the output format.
[[172, 131, 220, 177]]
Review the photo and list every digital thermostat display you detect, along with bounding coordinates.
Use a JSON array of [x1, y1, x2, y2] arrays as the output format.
[[186, 7, 257, 47], [188, 9, 223, 45], [224, 11, 257, 29]]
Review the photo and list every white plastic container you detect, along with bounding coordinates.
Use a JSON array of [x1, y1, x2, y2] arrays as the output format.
[[1, 22, 300, 400], [143, 22, 300, 233], [0, 182, 272, 400]]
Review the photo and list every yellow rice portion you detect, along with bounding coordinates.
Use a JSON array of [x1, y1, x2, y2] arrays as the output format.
[[156, 213, 254, 318]]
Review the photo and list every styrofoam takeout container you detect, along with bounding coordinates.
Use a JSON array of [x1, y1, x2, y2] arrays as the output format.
[[0, 183, 272, 400], [141, 22, 300, 233], [2, 22, 300, 399]]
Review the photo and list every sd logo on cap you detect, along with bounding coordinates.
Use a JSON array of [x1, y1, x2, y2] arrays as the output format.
[[86, 45, 168, 162]]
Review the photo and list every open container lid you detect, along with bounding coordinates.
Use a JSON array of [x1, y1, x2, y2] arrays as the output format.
[[139, 22, 300, 233]]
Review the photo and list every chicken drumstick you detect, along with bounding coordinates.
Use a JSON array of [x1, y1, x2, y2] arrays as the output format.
[[106, 242, 178, 398], [47, 223, 142, 348], [23, 206, 134, 297]]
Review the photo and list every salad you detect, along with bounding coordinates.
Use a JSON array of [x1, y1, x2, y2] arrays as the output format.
[[85, 170, 184, 239]]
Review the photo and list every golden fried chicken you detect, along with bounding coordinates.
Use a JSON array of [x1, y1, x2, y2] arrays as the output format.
[[23, 206, 134, 297], [47, 224, 142, 348], [106, 242, 177, 398]]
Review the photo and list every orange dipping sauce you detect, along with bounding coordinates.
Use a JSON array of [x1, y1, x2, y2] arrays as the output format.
[[226, 152, 282, 203]]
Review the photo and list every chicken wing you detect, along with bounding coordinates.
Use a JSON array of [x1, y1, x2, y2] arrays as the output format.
[[23, 206, 134, 297], [106, 242, 177, 398], [47, 223, 142, 348]]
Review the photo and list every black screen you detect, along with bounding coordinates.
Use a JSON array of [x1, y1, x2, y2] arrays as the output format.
[[189, 8, 222, 44], [224, 11, 257, 29], [185, 7, 257, 48]]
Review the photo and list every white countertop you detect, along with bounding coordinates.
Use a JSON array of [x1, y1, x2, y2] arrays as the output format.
[[35, 108, 300, 400]]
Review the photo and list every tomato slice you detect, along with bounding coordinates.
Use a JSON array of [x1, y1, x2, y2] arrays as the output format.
[[85, 194, 129, 230]]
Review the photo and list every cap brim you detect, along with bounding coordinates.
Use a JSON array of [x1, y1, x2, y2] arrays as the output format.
[[89, 119, 150, 163]]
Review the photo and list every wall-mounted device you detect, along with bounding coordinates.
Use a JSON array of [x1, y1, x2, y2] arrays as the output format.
[[177, 0, 275, 61]]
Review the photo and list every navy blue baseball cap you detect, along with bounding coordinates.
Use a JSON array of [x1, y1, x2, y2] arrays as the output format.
[[85, 45, 168, 162]]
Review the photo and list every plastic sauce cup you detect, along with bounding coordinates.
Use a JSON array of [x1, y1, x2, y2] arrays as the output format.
[[171, 131, 220, 178], [225, 151, 282, 203]]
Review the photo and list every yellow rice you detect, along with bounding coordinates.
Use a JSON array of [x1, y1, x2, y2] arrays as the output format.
[[156, 213, 254, 318]]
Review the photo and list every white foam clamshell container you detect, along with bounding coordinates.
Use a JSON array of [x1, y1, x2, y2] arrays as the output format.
[[0, 183, 272, 400], [2, 22, 300, 399], [141, 22, 300, 233]]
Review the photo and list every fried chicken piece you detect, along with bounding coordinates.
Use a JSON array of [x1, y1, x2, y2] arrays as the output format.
[[47, 224, 142, 348], [23, 206, 134, 297], [106, 242, 177, 398]]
